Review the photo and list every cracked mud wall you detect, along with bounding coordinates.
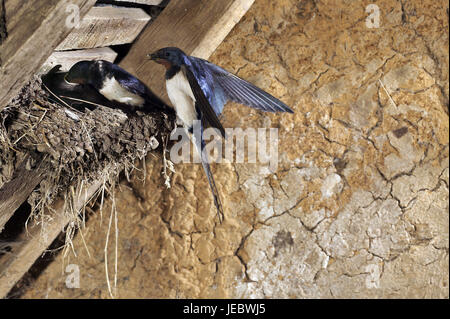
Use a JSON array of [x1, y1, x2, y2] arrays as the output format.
[[21, 0, 448, 298]]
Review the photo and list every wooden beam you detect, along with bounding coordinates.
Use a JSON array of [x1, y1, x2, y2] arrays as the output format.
[[55, 6, 151, 51], [0, 157, 47, 233], [0, 180, 102, 298], [40, 47, 118, 73], [0, 0, 96, 111], [0, 0, 6, 45], [120, 0, 255, 103]]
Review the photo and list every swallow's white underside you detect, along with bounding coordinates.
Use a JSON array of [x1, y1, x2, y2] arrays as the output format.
[[99, 76, 145, 106], [166, 71, 198, 129]]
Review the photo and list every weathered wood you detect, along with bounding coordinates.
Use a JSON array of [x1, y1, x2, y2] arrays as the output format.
[[120, 0, 255, 104], [0, 0, 96, 111], [56, 6, 151, 51], [0, 180, 102, 299], [40, 47, 118, 73], [0, 0, 6, 45], [0, 157, 47, 233]]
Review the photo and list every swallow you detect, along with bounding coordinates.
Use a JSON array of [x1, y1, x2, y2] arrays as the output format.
[[65, 60, 173, 114], [149, 47, 293, 221], [42, 64, 116, 112]]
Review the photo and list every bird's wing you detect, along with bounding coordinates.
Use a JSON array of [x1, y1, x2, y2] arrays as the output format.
[[184, 56, 228, 116], [188, 56, 294, 114], [108, 63, 169, 111], [182, 64, 226, 137]]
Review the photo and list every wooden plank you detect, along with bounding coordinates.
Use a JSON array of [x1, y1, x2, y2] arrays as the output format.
[[56, 6, 151, 51], [0, 0, 96, 111], [120, 0, 255, 104], [40, 47, 118, 73], [0, 156, 47, 233], [0, 180, 102, 298]]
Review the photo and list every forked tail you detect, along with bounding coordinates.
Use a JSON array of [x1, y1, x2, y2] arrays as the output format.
[[192, 133, 224, 223], [200, 158, 225, 223]]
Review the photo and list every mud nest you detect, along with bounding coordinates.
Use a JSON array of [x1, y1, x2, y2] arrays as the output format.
[[0, 76, 174, 232]]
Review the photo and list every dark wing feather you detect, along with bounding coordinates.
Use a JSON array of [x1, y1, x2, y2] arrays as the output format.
[[215, 73, 293, 113], [183, 65, 226, 137], [188, 57, 293, 114], [185, 56, 228, 115]]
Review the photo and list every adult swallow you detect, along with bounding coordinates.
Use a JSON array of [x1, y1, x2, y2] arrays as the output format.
[[149, 47, 293, 221], [65, 60, 172, 114]]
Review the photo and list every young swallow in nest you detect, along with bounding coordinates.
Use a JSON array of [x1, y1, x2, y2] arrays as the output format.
[[149, 47, 294, 222], [64, 60, 173, 115]]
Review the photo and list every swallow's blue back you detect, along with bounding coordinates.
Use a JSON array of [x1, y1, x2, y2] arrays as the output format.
[[183, 55, 293, 115]]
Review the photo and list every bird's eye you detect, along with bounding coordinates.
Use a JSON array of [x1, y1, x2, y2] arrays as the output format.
[[166, 52, 170, 57]]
